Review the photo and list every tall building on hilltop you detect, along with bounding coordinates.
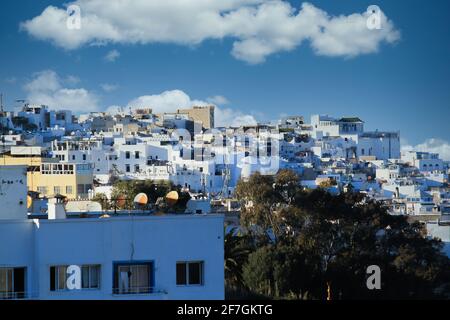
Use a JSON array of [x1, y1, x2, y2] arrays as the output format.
[[176, 106, 215, 129]]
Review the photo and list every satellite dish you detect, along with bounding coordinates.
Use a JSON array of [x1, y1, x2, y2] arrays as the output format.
[[165, 191, 179, 206], [134, 193, 148, 207], [27, 195, 33, 209]]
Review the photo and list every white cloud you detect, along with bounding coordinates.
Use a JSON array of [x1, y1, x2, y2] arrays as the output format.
[[126, 90, 205, 114], [100, 83, 119, 92], [402, 138, 450, 161], [207, 95, 230, 105], [20, 1, 400, 64], [123, 89, 256, 127], [65, 75, 80, 85], [215, 107, 257, 127], [104, 49, 120, 62], [23, 70, 99, 112]]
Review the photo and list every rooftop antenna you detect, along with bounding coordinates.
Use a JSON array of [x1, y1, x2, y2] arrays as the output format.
[[15, 99, 26, 110]]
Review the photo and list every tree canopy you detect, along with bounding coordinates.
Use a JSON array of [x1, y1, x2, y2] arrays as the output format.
[[226, 170, 450, 300], [107, 179, 190, 212]]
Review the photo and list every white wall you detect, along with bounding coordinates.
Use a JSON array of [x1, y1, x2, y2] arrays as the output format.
[[0, 166, 28, 220], [0, 214, 224, 300]]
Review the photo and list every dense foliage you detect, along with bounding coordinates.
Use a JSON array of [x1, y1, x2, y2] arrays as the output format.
[[226, 170, 450, 300], [94, 179, 191, 212]]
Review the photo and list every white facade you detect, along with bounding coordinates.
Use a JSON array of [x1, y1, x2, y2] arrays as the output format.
[[0, 213, 224, 300], [402, 151, 444, 172], [0, 166, 28, 220]]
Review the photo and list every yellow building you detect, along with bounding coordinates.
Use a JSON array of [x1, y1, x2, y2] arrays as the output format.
[[0, 146, 93, 199], [176, 105, 215, 129]]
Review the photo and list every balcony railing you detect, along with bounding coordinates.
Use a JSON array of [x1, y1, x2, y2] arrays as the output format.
[[112, 287, 166, 295], [0, 291, 28, 300]]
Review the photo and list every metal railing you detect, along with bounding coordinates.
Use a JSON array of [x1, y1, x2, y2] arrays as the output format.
[[0, 291, 28, 300], [112, 287, 166, 295]]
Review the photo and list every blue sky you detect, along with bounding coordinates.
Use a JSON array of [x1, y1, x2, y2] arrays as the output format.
[[0, 0, 449, 148]]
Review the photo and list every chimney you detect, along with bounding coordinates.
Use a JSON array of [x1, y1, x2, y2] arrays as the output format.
[[48, 197, 66, 220]]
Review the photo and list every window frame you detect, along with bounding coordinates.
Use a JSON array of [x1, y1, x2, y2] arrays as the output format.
[[112, 261, 154, 295], [176, 261, 204, 286], [0, 267, 26, 299], [49, 264, 101, 292]]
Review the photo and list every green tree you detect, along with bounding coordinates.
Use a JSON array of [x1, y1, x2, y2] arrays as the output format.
[[111, 179, 190, 212], [91, 192, 110, 210], [230, 170, 450, 300], [224, 227, 253, 289]]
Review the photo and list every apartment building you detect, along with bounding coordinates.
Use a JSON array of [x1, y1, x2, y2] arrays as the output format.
[[0, 167, 225, 300], [402, 151, 445, 172], [176, 106, 215, 129], [1, 146, 93, 199], [311, 115, 400, 161]]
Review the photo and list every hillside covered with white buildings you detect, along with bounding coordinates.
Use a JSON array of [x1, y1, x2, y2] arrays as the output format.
[[1, 102, 449, 299]]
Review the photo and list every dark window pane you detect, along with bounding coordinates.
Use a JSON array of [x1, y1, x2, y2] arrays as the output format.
[[176, 263, 187, 285], [90, 266, 99, 288], [82, 266, 89, 288], [188, 262, 202, 285], [13, 268, 26, 298], [50, 267, 55, 291]]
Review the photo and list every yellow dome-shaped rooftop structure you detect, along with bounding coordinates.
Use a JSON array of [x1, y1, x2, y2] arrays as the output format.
[[165, 191, 179, 206], [134, 193, 148, 206]]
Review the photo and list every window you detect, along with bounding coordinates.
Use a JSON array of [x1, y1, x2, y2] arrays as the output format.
[[42, 164, 51, 174], [54, 186, 61, 194], [50, 265, 100, 291], [113, 262, 154, 294], [50, 266, 68, 291], [126, 164, 130, 172], [72, 155, 76, 161], [66, 186, 73, 194], [82, 154, 86, 161], [81, 265, 100, 289], [134, 165, 140, 173], [76, 184, 91, 195], [37, 186, 48, 195], [125, 151, 130, 159], [135, 151, 140, 159], [176, 261, 204, 286], [0, 267, 26, 299]]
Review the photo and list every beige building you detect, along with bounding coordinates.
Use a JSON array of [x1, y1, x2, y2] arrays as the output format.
[[176, 105, 215, 129], [0, 146, 93, 199]]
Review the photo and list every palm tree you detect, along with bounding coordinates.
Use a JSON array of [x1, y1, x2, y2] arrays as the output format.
[[224, 227, 252, 289]]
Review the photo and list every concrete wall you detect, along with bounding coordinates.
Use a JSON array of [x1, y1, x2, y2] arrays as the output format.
[[0, 166, 28, 220], [0, 214, 224, 300]]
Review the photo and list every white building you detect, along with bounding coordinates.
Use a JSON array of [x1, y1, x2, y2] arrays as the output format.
[[0, 165, 28, 220], [402, 151, 444, 172], [17, 104, 49, 131], [0, 172, 225, 300]]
